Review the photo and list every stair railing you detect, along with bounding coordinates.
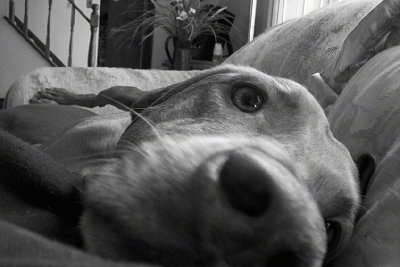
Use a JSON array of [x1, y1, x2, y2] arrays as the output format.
[[5, 0, 99, 67]]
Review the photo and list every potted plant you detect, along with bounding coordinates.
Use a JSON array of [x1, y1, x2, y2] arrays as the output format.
[[114, 0, 235, 70]]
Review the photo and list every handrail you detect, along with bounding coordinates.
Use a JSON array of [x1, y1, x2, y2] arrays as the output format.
[[66, 0, 90, 23], [5, 0, 99, 67]]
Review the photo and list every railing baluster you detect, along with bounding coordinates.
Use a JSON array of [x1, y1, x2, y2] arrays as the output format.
[[45, 0, 53, 59], [68, 0, 76, 66], [8, 0, 15, 24], [88, 4, 99, 67], [23, 0, 29, 36], [7, 0, 98, 67]]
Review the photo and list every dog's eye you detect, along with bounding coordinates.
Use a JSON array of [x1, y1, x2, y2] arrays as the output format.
[[231, 86, 265, 112], [325, 221, 342, 251]]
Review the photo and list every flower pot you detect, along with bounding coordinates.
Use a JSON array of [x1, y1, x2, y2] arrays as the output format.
[[165, 36, 192, 70], [174, 47, 191, 70]]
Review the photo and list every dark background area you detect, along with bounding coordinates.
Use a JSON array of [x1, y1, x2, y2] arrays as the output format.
[[98, 0, 153, 69]]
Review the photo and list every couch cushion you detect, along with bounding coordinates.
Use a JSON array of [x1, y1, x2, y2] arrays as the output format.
[[329, 46, 400, 171], [327, 45, 400, 266], [5, 67, 199, 114], [226, 0, 380, 92]]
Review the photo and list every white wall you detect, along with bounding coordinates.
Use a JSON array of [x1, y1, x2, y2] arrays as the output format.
[[0, 1, 50, 97]]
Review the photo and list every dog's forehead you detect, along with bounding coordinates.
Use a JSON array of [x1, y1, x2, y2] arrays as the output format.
[[192, 68, 289, 92], [178, 68, 307, 103], [133, 65, 316, 112], [185, 70, 320, 116]]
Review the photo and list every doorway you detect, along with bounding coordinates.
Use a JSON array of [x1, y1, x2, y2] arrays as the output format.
[[98, 0, 153, 69]]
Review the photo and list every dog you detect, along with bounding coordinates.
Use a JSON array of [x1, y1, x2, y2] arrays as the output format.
[[0, 64, 360, 266], [3, 0, 400, 265]]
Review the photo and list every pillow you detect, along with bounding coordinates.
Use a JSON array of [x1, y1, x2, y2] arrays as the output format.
[[226, 0, 380, 98], [327, 46, 400, 266]]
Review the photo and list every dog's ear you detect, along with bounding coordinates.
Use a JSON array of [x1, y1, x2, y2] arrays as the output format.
[[131, 66, 236, 110], [356, 153, 376, 199]]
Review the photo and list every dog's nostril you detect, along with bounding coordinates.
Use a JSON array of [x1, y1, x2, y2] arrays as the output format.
[[218, 151, 270, 217], [267, 250, 304, 267]]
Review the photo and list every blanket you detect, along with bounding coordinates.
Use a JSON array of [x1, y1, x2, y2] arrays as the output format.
[[0, 129, 154, 266]]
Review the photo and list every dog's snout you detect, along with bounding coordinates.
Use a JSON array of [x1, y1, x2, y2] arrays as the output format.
[[198, 147, 327, 266], [219, 151, 271, 217], [217, 150, 326, 266], [83, 139, 327, 266]]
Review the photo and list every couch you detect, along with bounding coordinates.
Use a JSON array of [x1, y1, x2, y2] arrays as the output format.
[[2, 0, 400, 266]]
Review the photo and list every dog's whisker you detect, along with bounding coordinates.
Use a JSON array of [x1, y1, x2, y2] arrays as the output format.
[[146, 85, 180, 109], [71, 182, 85, 194], [115, 141, 142, 153], [129, 107, 147, 110], [342, 203, 368, 214], [53, 151, 116, 166], [118, 145, 153, 160], [100, 95, 163, 142]]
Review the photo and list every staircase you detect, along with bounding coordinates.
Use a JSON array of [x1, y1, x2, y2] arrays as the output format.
[[4, 0, 99, 67]]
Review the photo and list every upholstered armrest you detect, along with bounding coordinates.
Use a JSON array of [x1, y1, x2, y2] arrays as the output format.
[[4, 67, 199, 114]]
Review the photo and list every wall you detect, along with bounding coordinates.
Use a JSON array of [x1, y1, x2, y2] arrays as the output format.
[[0, 1, 50, 97]]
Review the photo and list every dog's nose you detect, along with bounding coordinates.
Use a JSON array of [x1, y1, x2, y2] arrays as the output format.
[[219, 151, 274, 217], [203, 148, 326, 266]]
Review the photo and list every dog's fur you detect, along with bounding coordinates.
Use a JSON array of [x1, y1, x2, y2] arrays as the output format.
[[2, 65, 358, 266]]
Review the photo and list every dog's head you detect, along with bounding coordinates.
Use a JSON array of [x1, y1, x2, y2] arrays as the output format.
[[81, 65, 359, 266]]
